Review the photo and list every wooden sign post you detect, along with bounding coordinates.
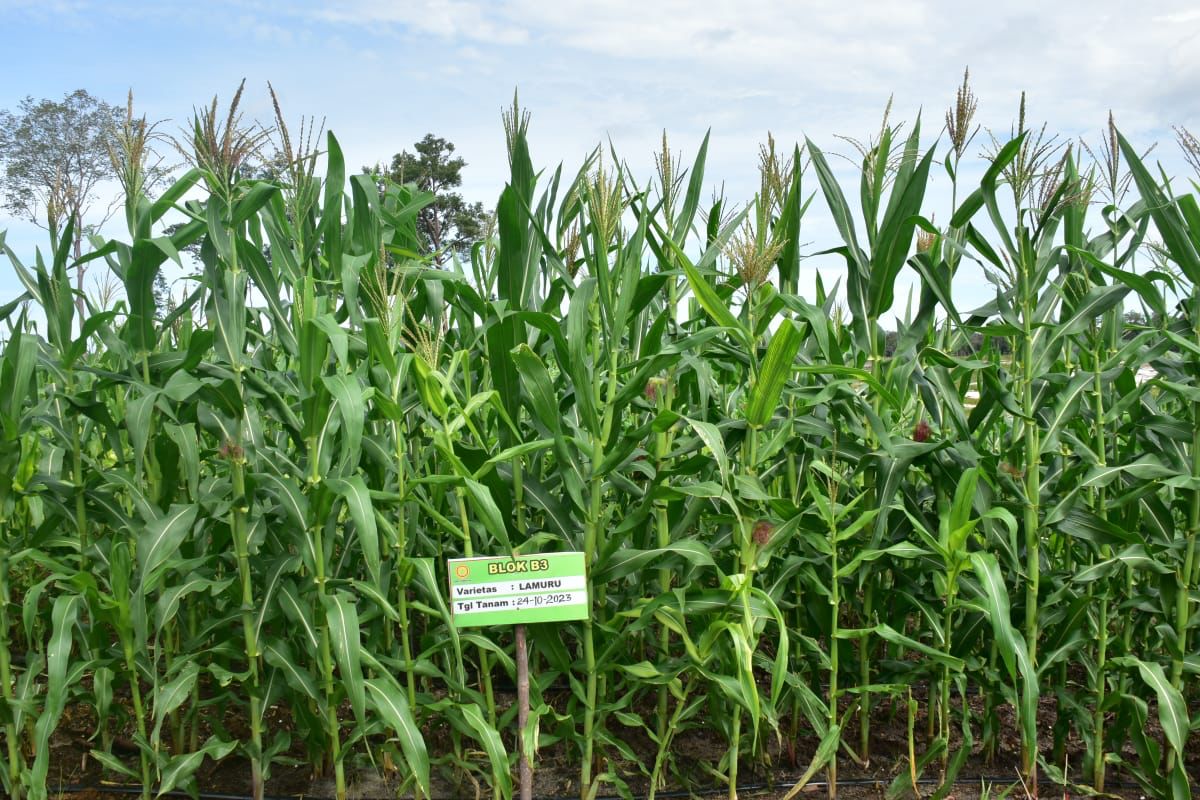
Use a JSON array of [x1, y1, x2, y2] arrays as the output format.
[[514, 623, 531, 800]]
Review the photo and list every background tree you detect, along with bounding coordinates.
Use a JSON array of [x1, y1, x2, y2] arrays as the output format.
[[0, 89, 122, 315], [370, 133, 490, 264]]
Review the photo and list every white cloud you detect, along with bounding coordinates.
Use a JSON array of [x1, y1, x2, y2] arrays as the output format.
[[4, 0, 1200, 317], [312, 0, 530, 44], [303, 0, 1200, 135]]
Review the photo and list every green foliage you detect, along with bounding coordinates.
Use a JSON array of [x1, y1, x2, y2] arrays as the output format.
[[0, 84, 1197, 800]]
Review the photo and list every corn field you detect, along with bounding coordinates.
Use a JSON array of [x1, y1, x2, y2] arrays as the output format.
[[0, 83, 1198, 800]]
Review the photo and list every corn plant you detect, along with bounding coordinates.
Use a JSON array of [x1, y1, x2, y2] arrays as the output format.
[[0, 82, 1197, 800]]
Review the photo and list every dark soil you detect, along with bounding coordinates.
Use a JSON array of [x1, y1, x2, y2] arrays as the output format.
[[39, 685, 1197, 800]]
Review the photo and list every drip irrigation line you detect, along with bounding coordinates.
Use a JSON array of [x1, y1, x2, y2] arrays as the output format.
[[489, 679, 991, 698], [49, 788, 300, 800], [47, 772, 1145, 800]]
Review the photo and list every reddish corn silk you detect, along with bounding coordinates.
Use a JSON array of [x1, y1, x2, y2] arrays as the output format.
[[645, 376, 667, 402]]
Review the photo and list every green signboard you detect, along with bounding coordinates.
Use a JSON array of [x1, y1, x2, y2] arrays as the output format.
[[447, 552, 588, 627]]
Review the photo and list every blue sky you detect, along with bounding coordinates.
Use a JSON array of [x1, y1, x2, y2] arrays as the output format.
[[2, 0, 1199, 316]]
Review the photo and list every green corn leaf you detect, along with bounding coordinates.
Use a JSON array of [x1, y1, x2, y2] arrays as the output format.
[[870, 146, 935, 317], [350, 579, 401, 621], [1042, 284, 1130, 357], [255, 555, 302, 643], [137, 504, 198, 585], [684, 417, 731, 488], [747, 319, 801, 428], [410, 558, 463, 663], [240, 239, 299, 357], [155, 575, 232, 633], [152, 662, 200, 744], [463, 478, 511, 551], [328, 476, 381, 586], [321, 590, 366, 727], [156, 736, 238, 798], [257, 472, 308, 533], [1080, 456, 1173, 488], [593, 540, 716, 582], [1118, 131, 1200, 283], [969, 552, 1038, 759], [673, 130, 710, 243], [277, 580, 320, 653], [779, 723, 841, 800], [806, 138, 867, 270], [835, 541, 927, 578], [164, 422, 200, 499], [30, 594, 79, 800], [1041, 372, 1093, 452], [948, 467, 980, 541], [677, 252, 750, 347], [323, 373, 366, 460], [231, 181, 279, 226], [150, 168, 201, 221], [969, 553, 1017, 674], [125, 389, 157, 469], [1068, 245, 1168, 318], [366, 678, 430, 796], [566, 278, 600, 434], [497, 185, 529, 307], [263, 641, 321, 702], [320, 131, 346, 260], [511, 345, 561, 430], [1073, 545, 1173, 582], [1116, 657, 1189, 755], [89, 750, 140, 780], [459, 703, 512, 799], [475, 439, 554, 480], [873, 624, 963, 670]]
